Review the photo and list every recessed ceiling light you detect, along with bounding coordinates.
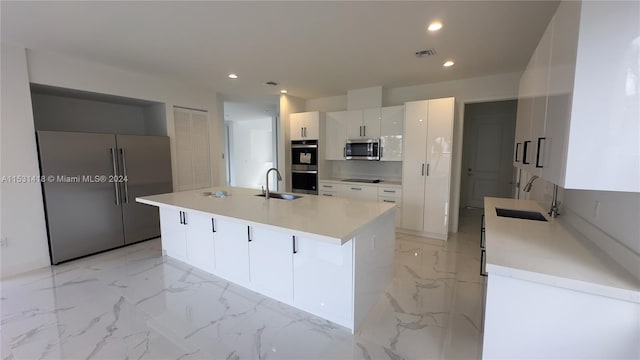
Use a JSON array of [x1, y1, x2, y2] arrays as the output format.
[[443, 60, 455, 67], [280, 90, 288, 94], [228, 73, 238, 79], [427, 22, 443, 31]]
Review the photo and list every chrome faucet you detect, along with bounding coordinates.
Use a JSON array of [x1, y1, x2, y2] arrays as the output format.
[[523, 175, 539, 192], [265, 167, 282, 199], [548, 184, 561, 218]]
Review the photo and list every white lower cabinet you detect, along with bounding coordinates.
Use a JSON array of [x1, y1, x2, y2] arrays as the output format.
[[249, 226, 294, 303], [378, 197, 402, 227], [185, 212, 216, 274], [159, 208, 187, 261], [293, 235, 353, 328], [342, 184, 377, 200], [213, 218, 250, 285]]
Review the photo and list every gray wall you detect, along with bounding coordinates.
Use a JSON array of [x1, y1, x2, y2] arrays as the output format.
[[32, 93, 147, 134]]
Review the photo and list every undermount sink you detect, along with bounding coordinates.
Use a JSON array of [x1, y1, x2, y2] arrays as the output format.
[[495, 208, 548, 222], [255, 192, 302, 201]]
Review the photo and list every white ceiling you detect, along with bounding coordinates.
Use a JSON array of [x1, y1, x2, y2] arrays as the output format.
[[1, 1, 559, 102]]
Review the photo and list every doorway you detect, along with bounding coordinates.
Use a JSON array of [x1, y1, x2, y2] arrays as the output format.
[[461, 100, 517, 209], [224, 102, 279, 190]]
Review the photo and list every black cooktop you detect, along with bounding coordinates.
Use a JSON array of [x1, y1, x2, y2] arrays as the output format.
[[342, 179, 381, 183]]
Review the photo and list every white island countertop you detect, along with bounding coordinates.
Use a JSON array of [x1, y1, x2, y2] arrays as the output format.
[[138, 186, 396, 245], [484, 197, 640, 303]]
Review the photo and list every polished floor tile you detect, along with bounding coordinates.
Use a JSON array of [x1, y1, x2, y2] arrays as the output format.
[[1, 209, 485, 359]]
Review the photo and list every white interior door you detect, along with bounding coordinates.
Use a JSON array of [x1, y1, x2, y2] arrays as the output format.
[[190, 111, 211, 189], [173, 109, 193, 190]]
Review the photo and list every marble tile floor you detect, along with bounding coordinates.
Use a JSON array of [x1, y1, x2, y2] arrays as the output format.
[[1, 209, 486, 360]]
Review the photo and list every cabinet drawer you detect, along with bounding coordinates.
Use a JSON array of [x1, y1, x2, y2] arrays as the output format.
[[343, 184, 377, 200], [378, 197, 402, 227], [319, 191, 337, 197], [378, 187, 402, 198]]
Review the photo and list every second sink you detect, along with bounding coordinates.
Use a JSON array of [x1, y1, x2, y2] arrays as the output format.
[[255, 192, 302, 201], [495, 208, 548, 222]]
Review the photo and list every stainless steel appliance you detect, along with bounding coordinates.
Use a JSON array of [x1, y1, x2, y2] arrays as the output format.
[[345, 139, 380, 160], [291, 140, 318, 194], [37, 131, 173, 264]]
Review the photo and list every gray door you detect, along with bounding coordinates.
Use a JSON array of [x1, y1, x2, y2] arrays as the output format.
[[462, 101, 517, 208], [37, 131, 125, 264], [117, 135, 173, 244]]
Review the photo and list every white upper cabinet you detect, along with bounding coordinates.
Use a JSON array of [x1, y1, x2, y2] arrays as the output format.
[[290, 111, 320, 140], [347, 109, 380, 139], [380, 105, 404, 161], [325, 111, 348, 160], [514, 1, 639, 192]]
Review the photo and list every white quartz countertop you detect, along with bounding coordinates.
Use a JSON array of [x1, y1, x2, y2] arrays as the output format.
[[484, 197, 640, 303], [138, 186, 396, 246]]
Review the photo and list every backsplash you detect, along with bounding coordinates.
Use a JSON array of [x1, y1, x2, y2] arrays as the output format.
[[324, 161, 402, 183], [519, 169, 640, 281]]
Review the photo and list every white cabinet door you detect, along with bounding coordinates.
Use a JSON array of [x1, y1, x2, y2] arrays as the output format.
[[378, 197, 402, 227], [325, 111, 347, 160], [185, 212, 216, 274], [542, 1, 580, 186], [362, 108, 381, 138], [249, 227, 294, 302], [528, 22, 553, 175], [346, 110, 364, 139], [380, 105, 404, 161], [423, 97, 454, 238], [159, 208, 187, 261], [401, 100, 428, 231], [290, 112, 306, 141], [293, 235, 353, 328], [213, 218, 250, 285], [290, 112, 320, 140]]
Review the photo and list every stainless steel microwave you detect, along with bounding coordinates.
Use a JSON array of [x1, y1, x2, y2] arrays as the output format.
[[345, 139, 380, 160]]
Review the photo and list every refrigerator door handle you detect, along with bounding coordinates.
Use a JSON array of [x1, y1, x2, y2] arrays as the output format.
[[110, 148, 120, 205], [119, 148, 130, 203]]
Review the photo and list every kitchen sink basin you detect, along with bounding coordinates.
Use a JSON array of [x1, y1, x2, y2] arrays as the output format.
[[255, 192, 302, 200], [495, 208, 548, 222]]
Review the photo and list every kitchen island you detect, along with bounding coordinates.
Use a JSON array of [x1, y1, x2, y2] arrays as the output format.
[[482, 197, 640, 359], [137, 187, 396, 332]]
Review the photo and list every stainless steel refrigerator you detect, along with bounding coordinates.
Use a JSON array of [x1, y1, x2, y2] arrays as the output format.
[[37, 131, 173, 264]]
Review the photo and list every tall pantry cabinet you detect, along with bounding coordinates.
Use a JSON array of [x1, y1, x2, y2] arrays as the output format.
[[401, 97, 455, 240]]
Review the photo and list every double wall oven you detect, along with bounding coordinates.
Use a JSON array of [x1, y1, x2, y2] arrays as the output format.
[[291, 140, 318, 194]]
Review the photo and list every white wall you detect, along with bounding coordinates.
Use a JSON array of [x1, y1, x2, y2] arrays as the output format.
[[1, 45, 222, 278], [304, 72, 522, 233], [1, 44, 51, 278], [522, 170, 640, 281]]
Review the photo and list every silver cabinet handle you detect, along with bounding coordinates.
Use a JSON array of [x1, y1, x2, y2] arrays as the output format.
[[322, 184, 333, 188], [322, 193, 333, 197], [426, 163, 430, 176], [383, 199, 396, 203], [119, 148, 129, 203], [421, 163, 425, 176], [110, 148, 120, 205], [351, 187, 362, 191], [363, 125, 366, 137], [343, 147, 346, 158], [383, 189, 396, 193]]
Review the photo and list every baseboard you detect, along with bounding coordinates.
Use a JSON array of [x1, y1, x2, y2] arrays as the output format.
[[396, 228, 448, 241]]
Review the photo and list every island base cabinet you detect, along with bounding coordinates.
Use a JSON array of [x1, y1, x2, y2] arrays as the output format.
[[249, 227, 294, 303], [185, 212, 216, 274], [293, 236, 354, 330], [213, 218, 250, 286], [159, 208, 187, 261], [483, 274, 640, 359]]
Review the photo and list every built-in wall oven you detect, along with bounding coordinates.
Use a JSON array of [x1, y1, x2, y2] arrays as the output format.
[[291, 140, 318, 194]]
